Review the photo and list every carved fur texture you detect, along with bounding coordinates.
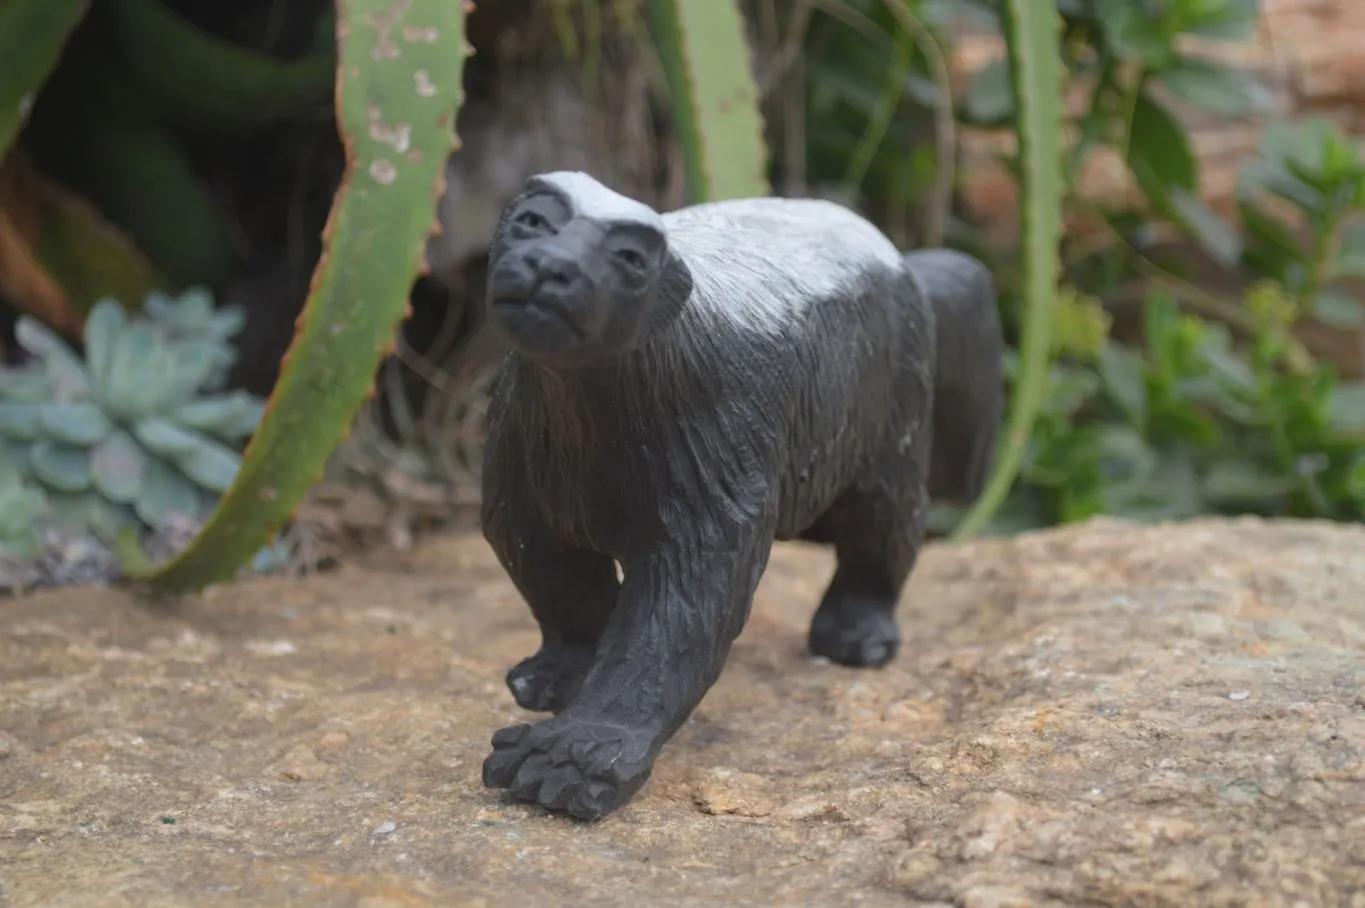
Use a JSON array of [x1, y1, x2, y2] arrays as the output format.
[[478, 171, 1004, 821]]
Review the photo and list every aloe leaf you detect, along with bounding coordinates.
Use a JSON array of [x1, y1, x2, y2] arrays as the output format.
[[91, 428, 147, 504], [643, 0, 769, 201], [38, 402, 113, 446], [125, 0, 468, 593], [29, 440, 92, 493], [100, 0, 336, 133], [950, 0, 1064, 540], [0, 0, 90, 157], [29, 46, 241, 289]]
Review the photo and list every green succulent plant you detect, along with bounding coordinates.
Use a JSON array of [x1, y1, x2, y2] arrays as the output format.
[[0, 465, 47, 559], [0, 290, 265, 543], [141, 286, 247, 389]]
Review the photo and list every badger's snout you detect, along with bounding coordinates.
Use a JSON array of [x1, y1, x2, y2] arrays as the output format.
[[525, 246, 583, 291], [488, 241, 595, 359], [491, 245, 587, 301]]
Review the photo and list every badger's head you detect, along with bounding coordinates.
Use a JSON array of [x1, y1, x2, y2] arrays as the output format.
[[485, 171, 693, 369]]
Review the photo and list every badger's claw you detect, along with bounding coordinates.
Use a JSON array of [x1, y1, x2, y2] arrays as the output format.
[[482, 716, 659, 821]]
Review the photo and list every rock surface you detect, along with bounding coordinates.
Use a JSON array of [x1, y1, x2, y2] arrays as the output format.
[[2, 517, 1363, 907]]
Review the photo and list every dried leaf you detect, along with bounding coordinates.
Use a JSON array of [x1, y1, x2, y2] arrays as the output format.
[[0, 163, 81, 335], [0, 151, 165, 339]]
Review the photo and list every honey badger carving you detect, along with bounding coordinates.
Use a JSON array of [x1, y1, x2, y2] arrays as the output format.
[[478, 171, 1004, 821]]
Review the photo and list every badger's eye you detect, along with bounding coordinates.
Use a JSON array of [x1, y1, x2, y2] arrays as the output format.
[[514, 210, 549, 231], [613, 248, 647, 271]]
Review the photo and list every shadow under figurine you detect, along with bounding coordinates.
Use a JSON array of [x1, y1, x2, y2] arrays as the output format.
[[478, 171, 1004, 821]]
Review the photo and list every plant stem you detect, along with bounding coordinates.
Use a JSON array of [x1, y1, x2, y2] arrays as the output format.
[[951, 0, 1064, 541]]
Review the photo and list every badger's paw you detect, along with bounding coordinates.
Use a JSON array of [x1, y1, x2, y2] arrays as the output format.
[[481, 716, 659, 821], [505, 645, 595, 713], [809, 593, 901, 668]]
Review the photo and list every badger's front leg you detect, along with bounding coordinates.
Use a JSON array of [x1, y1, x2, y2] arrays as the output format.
[[483, 499, 620, 714], [482, 512, 775, 821]]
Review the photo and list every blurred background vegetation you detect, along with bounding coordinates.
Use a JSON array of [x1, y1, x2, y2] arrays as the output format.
[[0, 0, 1361, 592]]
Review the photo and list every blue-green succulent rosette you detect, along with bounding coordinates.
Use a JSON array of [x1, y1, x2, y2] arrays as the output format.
[[0, 288, 275, 567]]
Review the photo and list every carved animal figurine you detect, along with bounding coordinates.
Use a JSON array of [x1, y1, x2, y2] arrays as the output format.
[[478, 171, 1004, 821]]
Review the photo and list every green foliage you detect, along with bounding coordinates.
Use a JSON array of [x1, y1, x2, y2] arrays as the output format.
[[14, 1, 308, 294], [18, 155, 172, 320], [1237, 116, 1365, 328], [4, 0, 1362, 594], [0, 0, 88, 157], [798, 0, 969, 243], [929, 54, 1365, 533], [785, 0, 1348, 538], [101, 0, 335, 133], [125, 0, 469, 594], [0, 292, 264, 546], [1012, 0, 1266, 124], [30, 49, 244, 290], [644, 0, 770, 200], [957, 0, 1270, 271], [800, 1, 924, 205], [946, 282, 1365, 533], [913, 0, 1365, 534], [950, 0, 1065, 539], [0, 467, 47, 560]]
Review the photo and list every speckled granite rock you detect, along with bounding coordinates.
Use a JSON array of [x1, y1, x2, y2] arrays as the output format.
[[1, 517, 1363, 907]]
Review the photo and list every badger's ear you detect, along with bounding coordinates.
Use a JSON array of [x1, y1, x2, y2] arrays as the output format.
[[656, 245, 693, 316]]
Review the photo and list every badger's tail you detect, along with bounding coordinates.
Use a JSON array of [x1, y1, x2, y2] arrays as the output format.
[[903, 248, 1005, 505]]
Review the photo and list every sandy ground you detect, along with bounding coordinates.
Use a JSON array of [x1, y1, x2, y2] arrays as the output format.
[[1, 516, 1363, 907]]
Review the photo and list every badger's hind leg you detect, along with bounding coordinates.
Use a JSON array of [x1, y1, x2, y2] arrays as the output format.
[[806, 447, 929, 668]]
